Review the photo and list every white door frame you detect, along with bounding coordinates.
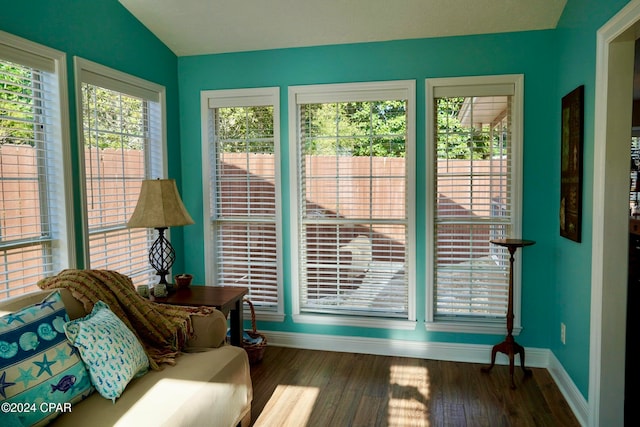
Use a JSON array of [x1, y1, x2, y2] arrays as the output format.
[[591, 1, 640, 425]]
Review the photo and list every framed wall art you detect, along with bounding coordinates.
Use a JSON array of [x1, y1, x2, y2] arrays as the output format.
[[560, 85, 584, 242]]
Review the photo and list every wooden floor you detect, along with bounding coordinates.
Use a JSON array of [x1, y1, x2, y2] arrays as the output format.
[[249, 347, 580, 427]]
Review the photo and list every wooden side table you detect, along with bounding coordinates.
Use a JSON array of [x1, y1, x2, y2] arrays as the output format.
[[482, 238, 535, 389], [151, 285, 248, 347]]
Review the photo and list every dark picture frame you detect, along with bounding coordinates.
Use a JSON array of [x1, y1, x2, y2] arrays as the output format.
[[560, 85, 584, 242]]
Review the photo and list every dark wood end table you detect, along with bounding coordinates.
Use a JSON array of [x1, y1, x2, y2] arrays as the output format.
[[482, 238, 535, 389], [151, 285, 248, 346]]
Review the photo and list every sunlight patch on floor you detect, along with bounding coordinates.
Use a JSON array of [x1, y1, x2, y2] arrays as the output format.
[[253, 385, 319, 427], [388, 364, 431, 426]]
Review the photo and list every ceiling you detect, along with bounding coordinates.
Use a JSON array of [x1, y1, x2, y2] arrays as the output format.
[[119, 0, 568, 56]]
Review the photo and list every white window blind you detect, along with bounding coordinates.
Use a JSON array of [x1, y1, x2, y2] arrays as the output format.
[[429, 76, 522, 322], [0, 32, 72, 299], [292, 81, 415, 319], [77, 59, 165, 285], [205, 88, 281, 311]]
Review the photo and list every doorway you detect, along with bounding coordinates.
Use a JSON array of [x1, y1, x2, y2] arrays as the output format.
[[628, 36, 640, 427], [592, 2, 640, 426]]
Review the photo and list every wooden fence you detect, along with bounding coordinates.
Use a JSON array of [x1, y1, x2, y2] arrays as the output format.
[[1, 146, 506, 298]]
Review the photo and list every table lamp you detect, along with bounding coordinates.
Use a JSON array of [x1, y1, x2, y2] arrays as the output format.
[[127, 178, 194, 290]]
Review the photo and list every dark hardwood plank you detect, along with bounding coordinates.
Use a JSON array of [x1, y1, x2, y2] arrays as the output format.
[[249, 347, 580, 427]]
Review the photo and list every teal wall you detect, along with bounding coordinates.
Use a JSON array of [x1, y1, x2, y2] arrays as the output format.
[[0, 0, 184, 272], [552, 0, 631, 397], [178, 35, 562, 343]]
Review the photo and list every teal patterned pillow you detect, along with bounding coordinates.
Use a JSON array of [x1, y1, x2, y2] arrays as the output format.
[[0, 290, 93, 426], [64, 301, 149, 402]]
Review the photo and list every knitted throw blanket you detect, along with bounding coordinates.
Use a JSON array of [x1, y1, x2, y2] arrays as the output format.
[[37, 269, 214, 370]]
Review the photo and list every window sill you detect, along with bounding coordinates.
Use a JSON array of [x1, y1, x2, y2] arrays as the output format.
[[425, 320, 521, 336], [293, 313, 417, 330]]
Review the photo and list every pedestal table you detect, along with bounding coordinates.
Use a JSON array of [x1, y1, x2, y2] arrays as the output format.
[[481, 238, 535, 389]]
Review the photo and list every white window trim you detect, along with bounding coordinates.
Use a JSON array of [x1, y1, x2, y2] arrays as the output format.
[[425, 74, 524, 335], [0, 30, 75, 273], [200, 87, 284, 321], [73, 57, 167, 268], [288, 80, 417, 330]]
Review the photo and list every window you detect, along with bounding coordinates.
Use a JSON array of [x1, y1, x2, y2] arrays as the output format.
[[289, 81, 416, 327], [202, 87, 282, 316], [75, 58, 165, 286], [0, 31, 73, 299], [426, 75, 523, 334]]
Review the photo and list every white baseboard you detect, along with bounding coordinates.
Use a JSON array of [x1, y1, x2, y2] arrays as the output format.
[[263, 329, 551, 365], [262, 330, 587, 426], [547, 352, 589, 427]]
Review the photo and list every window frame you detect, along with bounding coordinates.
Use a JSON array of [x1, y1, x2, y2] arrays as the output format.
[[201, 87, 284, 321], [425, 74, 524, 335], [74, 57, 167, 282], [0, 30, 75, 299], [288, 80, 417, 330]]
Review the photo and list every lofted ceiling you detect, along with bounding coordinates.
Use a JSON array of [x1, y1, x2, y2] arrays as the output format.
[[119, 0, 568, 56]]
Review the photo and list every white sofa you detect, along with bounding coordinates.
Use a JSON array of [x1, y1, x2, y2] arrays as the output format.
[[0, 289, 253, 427]]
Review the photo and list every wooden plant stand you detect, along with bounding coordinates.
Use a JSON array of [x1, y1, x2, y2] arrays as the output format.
[[481, 238, 535, 389]]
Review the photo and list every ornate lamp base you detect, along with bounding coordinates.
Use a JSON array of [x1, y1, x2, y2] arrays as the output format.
[[149, 227, 176, 288]]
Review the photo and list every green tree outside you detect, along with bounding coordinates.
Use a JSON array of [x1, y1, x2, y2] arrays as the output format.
[[0, 61, 37, 146], [82, 83, 146, 150]]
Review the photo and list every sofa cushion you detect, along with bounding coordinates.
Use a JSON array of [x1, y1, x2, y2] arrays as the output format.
[[50, 345, 252, 427], [64, 301, 149, 402], [0, 290, 93, 426]]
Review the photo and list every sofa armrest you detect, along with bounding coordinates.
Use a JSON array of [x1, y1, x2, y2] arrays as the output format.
[[186, 309, 227, 349]]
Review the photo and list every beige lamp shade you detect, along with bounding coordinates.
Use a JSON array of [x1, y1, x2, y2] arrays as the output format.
[[127, 179, 194, 228]]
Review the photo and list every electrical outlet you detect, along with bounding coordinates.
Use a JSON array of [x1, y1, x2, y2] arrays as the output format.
[[561, 322, 566, 345]]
